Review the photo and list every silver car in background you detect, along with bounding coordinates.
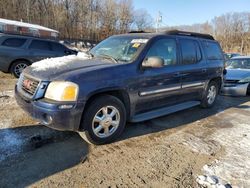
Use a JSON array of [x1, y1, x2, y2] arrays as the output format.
[[222, 56, 250, 96]]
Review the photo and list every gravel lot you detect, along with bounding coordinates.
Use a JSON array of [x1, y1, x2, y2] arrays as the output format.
[[0, 72, 249, 188]]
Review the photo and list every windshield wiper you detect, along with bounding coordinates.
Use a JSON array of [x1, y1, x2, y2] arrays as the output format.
[[98, 54, 118, 63], [86, 51, 94, 58]]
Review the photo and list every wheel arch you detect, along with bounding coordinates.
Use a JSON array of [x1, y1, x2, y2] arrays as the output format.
[[79, 89, 131, 131], [209, 77, 222, 91], [8, 58, 31, 72]]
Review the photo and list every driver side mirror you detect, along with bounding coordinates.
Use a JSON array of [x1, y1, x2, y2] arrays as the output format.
[[142, 56, 164, 69]]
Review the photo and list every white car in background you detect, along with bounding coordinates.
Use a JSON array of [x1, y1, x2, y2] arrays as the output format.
[[222, 56, 250, 96]]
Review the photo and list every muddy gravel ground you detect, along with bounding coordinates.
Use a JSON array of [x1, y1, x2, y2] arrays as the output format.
[[0, 72, 250, 188]]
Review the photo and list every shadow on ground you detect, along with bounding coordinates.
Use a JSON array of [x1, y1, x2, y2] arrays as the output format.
[[120, 95, 250, 141], [0, 125, 88, 188]]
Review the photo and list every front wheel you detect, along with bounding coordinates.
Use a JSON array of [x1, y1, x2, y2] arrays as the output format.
[[201, 81, 219, 108], [80, 95, 126, 145]]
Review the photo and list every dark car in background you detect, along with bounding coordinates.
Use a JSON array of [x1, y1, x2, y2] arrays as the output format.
[[222, 56, 250, 96], [15, 30, 225, 144], [0, 33, 77, 77]]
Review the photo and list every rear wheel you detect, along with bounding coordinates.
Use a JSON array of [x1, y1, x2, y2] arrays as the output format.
[[201, 81, 219, 108], [10, 60, 29, 78], [80, 95, 126, 145]]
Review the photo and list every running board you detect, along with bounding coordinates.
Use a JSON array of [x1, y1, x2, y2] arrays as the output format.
[[130, 101, 201, 122]]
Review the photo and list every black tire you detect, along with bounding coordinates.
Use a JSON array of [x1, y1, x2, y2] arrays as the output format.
[[10, 60, 30, 78], [247, 84, 250, 95], [81, 95, 126, 145], [201, 81, 219, 108]]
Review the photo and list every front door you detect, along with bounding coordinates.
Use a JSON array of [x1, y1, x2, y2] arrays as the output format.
[[135, 37, 182, 114]]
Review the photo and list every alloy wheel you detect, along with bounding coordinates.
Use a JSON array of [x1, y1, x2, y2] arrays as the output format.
[[92, 106, 120, 138]]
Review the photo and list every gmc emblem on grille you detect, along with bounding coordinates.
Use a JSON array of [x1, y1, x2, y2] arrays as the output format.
[[23, 79, 33, 90]]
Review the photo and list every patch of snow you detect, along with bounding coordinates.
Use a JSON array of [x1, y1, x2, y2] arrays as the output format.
[[196, 175, 231, 188], [0, 18, 58, 33], [201, 120, 250, 187], [181, 105, 250, 187], [77, 52, 90, 58], [31, 52, 90, 72], [0, 90, 14, 97], [182, 134, 221, 155], [192, 111, 250, 187]]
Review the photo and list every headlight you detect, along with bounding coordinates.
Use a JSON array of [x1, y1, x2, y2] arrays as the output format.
[[45, 81, 79, 101], [238, 77, 250, 83]]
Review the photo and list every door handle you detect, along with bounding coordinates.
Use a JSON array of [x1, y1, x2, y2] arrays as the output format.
[[174, 72, 188, 77], [174, 72, 181, 77], [202, 69, 207, 73]]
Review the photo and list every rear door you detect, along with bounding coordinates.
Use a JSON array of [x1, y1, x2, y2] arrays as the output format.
[[28, 39, 57, 62], [135, 37, 182, 113], [202, 40, 224, 81], [178, 38, 208, 100], [50, 42, 67, 56]]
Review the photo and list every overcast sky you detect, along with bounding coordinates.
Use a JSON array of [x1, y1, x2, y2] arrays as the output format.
[[133, 0, 250, 26]]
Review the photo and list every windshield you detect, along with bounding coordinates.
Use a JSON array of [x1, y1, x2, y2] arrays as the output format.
[[227, 59, 250, 69], [90, 36, 149, 62]]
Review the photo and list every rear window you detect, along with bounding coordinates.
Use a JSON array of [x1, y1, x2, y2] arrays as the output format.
[[29, 40, 51, 51], [180, 39, 202, 64], [51, 42, 65, 52], [1, 38, 26, 47], [203, 41, 223, 60]]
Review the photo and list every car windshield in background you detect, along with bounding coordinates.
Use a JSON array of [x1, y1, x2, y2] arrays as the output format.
[[227, 59, 250, 69], [90, 36, 149, 62]]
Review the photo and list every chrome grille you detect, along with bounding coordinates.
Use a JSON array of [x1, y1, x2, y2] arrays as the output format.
[[19, 74, 40, 97]]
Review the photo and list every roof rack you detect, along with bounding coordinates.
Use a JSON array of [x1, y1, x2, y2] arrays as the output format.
[[164, 30, 214, 40], [128, 30, 150, 33]]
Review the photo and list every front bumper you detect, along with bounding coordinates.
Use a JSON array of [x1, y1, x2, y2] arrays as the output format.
[[15, 86, 85, 131], [221, 83, 249, 96]]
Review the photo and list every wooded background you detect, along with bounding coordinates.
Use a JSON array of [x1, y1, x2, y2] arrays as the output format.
[[0, 0, 250, 54]]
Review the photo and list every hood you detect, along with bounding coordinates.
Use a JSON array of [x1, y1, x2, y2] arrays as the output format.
[[226, 68, 250, 81], [23, 53, 118, 80]]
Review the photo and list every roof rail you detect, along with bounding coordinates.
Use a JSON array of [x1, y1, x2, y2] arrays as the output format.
[[164, 30, 214, 40]]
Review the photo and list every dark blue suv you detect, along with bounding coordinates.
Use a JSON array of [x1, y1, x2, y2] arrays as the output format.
[[15, 30, 225, 144]]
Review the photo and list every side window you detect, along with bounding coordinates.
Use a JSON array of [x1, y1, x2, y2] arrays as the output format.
[[1, 38, 26, 47], [203, 41, 223, 60], [146, 38, 177, 66], [51, 42, 66, 52], [29, 40, 51, 51], [180, 39, 201, 65]]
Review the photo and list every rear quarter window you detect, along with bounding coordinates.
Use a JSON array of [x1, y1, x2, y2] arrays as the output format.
[[1, 38, 26, 47], [51, 42, 66, 52], [203, 41, 223, 60]]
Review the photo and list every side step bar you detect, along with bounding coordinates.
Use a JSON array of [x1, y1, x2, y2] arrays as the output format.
[[130, 101, 201, 122]]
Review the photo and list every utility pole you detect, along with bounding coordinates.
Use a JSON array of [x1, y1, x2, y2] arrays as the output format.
[[26, 0, 30, 22], [156, 11, 162, 33]]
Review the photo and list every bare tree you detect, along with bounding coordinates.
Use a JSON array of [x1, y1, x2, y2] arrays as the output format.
[[133, 9, 153, 30]]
